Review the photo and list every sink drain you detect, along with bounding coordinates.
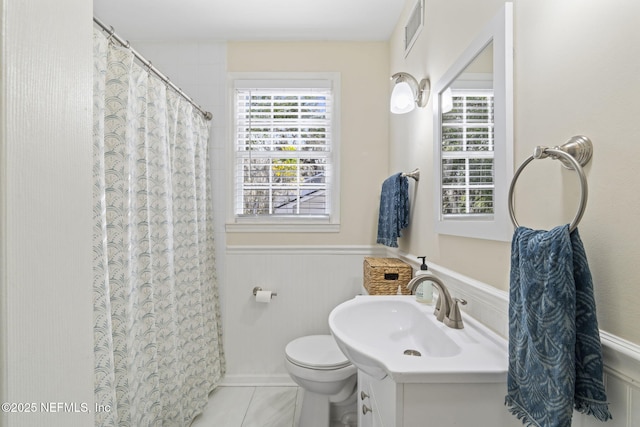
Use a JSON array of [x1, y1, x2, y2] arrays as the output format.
[[403, 349, 421, 357]]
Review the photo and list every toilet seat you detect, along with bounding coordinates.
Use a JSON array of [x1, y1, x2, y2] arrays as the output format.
[[284, 335, 357, 427], [285, 335, 351, 370]]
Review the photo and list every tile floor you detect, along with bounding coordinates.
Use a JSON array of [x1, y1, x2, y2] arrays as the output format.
[[190, 386, 349, 427], [190, 386, 301, 427]]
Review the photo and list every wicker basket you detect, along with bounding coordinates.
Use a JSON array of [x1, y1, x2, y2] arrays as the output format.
[[363, 257, 413, 295]]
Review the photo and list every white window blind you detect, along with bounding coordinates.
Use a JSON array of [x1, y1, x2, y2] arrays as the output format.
[[441, 90, 494, 216], [234, 84, 333, 219]]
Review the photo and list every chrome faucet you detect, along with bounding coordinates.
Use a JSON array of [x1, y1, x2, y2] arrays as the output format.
[[406, 274, 467, 329]]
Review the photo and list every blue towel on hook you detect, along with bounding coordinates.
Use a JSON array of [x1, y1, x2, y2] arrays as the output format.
[[505, 225, 611, 427], [376, 173, 409, 248]]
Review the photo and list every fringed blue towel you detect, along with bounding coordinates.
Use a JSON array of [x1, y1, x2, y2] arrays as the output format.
[[505, 225, 611, 427], [376, 173, 409, 248]]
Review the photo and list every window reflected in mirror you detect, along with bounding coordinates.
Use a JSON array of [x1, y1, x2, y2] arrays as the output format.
[[433, 3, 513, 242], [441, 43, 494, 217]]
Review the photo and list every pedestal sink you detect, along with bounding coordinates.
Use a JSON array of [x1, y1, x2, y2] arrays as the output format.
[[328, 295, 508, 383]]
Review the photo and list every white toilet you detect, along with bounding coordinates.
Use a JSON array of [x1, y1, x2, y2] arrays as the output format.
[[285, 335, 357, 427]]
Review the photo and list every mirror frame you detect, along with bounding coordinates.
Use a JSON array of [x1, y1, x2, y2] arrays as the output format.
[[432, 2, 513, 241]]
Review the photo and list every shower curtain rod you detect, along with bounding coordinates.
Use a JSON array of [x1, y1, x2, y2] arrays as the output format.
[[93, 16, 213, 121]]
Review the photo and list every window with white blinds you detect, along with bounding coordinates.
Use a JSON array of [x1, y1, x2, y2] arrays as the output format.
[[232, 76, 338, 227], [441, 90, 494, 216]]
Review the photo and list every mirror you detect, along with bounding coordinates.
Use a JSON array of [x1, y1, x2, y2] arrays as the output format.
[[433, 3, 513, 241]]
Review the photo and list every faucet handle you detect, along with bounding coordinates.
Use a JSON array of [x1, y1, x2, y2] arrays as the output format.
[[443, 298, 466, 329]]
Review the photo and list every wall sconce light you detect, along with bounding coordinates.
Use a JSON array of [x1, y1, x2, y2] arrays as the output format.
[[390, 72, 430, 114], [441, 87, 453, 114]]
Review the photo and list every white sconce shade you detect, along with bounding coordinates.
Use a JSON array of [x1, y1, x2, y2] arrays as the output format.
[[390, 72, 430, 114], [390, 81, 416, 114]]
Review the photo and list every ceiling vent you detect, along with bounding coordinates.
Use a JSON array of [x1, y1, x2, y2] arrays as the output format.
[[404, 0, 424, 56]]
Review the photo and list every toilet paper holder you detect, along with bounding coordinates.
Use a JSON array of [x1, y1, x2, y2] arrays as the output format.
[[253, 286, 277, 297]]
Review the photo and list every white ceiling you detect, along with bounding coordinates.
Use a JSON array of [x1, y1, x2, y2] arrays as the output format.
[[93, 0, 407, 42]]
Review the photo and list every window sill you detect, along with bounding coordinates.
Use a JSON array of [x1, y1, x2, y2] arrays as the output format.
[[225, 221, 340, 233]]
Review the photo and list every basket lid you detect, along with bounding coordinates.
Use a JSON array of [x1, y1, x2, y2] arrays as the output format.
[[364, 257, 408, 267]]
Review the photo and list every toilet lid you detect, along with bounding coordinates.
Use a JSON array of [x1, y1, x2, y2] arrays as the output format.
[[285, 335, 351, 370]]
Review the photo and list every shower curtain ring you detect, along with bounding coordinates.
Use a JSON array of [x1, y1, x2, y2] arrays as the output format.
[[106, 25, 116, 43], [142, 60, 153, 74]]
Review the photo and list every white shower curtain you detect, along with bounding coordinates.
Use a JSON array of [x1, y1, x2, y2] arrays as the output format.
[[92, 30, 224, 427]]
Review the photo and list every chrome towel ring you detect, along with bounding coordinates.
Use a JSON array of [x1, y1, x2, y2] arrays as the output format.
[[508, 135, 593, 233]]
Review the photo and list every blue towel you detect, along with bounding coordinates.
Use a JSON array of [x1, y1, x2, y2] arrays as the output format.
[[505, 225, 611, 427], [376, 173, 409, 248]]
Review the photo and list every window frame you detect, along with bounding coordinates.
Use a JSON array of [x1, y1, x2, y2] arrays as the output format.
[[226, 72, 341, 233]]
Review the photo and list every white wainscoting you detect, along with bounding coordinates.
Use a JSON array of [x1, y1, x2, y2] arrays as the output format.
[[221, 245, 639, 426], [222, 245, 385, 385], [397, 252, 640, 427]]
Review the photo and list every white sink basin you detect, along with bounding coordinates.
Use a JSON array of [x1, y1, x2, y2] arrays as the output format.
[[328, 295, 508, 383]]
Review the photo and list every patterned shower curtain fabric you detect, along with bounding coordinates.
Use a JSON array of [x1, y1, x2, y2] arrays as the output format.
[[92, 29, 225, 427]]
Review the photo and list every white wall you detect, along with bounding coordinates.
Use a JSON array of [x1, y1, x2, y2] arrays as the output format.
[[83, 5, 640, 423], [224, 246, 384, 383], [222, 41, 390, 381], [389, 1, 640, 424], [226, 41, 390, 247], [389, 0, 640, 346], [0, 0, 95, 426], [513, 0, 640, 346]]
